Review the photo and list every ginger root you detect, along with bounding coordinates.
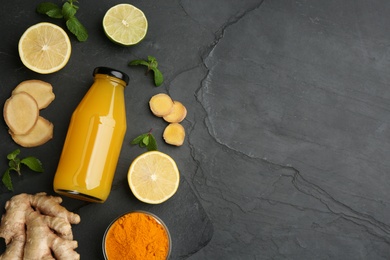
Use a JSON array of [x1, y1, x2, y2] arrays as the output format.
[[3, 92, 39, 135], [12, 80, 55, 109], [0, 192, 80, 260], [149, 93, 174, 117], [148, 93, 187, 146], [3, 80, 55, 147], [163, 101, 187, 123], [163, 123, 186, 146], [10, 117, 54, 148]]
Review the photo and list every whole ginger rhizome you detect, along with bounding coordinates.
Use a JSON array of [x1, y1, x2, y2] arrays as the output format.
[[0, 192, 80, 259]]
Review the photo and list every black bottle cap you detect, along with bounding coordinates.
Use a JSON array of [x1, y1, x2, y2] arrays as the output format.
[[93, 67, 129, 86]]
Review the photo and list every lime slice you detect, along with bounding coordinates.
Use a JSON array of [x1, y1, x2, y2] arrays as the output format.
[[103, 4, 148, 46], [18, 22, 71, 74], [128, 151, 180, 204]]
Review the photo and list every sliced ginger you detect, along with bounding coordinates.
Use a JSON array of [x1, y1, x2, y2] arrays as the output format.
[[11, 116, 54, 147], [163, 101, 187, 123], [163, 123, 186, 146], [0, 192, 80, 259], [3, 92, 39, 135], [149, 93, 174, 117], [12, 79, 55, 109], [149, 93, 187, 146], [3, 79, 55, 147]]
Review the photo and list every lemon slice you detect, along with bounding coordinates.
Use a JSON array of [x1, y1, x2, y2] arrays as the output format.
[[128, 151, 180, 204], [103, 4, 148, 46], [18, 22, 71, 74]]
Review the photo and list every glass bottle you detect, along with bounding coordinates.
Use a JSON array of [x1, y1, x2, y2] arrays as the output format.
[[53, 67, 129, 203]]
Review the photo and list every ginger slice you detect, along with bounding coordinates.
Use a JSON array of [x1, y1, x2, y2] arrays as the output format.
[[3, 92, 39, 135], [12, 79, 55, 109], [11, 116, 53, 147], [149, 93, 174, 117], [163, 123, 186, 146], [163, 101, 187, 123]]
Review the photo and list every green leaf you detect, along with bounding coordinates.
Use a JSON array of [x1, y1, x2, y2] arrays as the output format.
[[147, 134, 158, 151], [21, 157, 44, 173], [131, 133, 148, 145], [131, 131, 158, 151], [142, 136, 150, 146], [8, 159, 19, 171], [147, 56, 155, 60], [47, 8, 64, 19], [66, 16, 88, 42], [37, 2, 63, 18], [129, 60, 150, 67], [68, 0, 79, 10], [148, 56, 158, 69], [2, 150, 44, 191], [128, 57, 164, 87], [151, 67, 164, 87], [36, 1, 87, 42], [2, 169, 13, 191], [7, 149, 20, 160], [62, 2, 77, 20]]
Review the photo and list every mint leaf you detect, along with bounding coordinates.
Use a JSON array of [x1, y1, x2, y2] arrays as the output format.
[[2, 150, 44, 191], [148, 56, 158, 66], [7, 149, 20, 160], [151, 67, 164, 87], [21, 157, 44, 173], [128, 56, 164, 87], [131, 133, 148, 145], [2, 169, 13, 191], [129, 60, 150, 67], [131, 130, 158, 151], [147, 134, 158, 151], [70, 0, 79, 10], [37, 2, 63, 18], [62, 2, 77, 20], [8, 159, 19, 171], [142, 136, 150, 146], [37, 0, 88, 42], [46, 8, 63, 19], [66, 16, 88, 42]]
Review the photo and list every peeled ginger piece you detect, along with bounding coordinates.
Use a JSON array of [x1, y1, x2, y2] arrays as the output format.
[[12, 80, 55, 109], [3, 92, 39, 135], [149, 93, 174, 117], [163, 101, 187, 123], [163, 123, 185, 146], [11, 116, 53, 147]]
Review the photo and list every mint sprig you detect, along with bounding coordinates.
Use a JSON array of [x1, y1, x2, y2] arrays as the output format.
[[131, 130, 158, 151], [37, 0, 88, 42], [2, 149, 44, 191], [129, 56, 164, 87]]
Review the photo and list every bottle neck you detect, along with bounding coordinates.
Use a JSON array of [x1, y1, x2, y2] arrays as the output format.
[[94, 74, 127, 88]]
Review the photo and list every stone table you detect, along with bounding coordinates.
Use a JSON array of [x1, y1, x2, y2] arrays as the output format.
[[0, 0, 389, 259]]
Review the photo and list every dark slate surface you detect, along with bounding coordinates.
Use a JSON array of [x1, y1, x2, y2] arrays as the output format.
[[1, 0, 390, 259], [0, 1, 213, 259]]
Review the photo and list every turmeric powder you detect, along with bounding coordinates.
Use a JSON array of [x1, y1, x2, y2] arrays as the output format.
[[104, 211, 170, 260]]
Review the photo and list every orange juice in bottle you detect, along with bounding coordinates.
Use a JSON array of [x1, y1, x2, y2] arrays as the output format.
[[53, 67, 129, 202]]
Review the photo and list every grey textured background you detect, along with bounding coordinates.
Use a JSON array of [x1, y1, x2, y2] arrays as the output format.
[[1, 0, 389, 259]]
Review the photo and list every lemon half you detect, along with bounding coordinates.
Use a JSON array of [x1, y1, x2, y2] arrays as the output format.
[[18, 22, 71, 74], [103, 4, 148, 46], [128, 151, 180, 204]]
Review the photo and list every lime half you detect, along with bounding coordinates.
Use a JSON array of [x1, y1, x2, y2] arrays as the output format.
[[103, 4, 148, 46]]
